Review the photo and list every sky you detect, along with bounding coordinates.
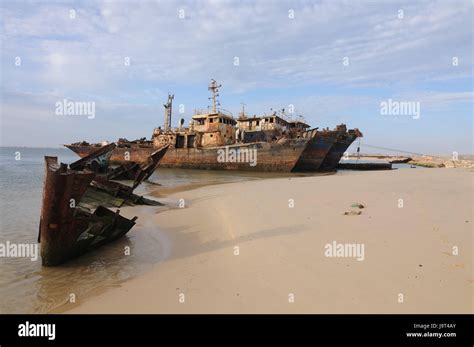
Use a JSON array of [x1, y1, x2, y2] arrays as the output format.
[[0, 0, 472, 155]]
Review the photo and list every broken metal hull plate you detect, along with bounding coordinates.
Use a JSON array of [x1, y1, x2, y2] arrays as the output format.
[[107, 162, 140, 180], [66, 139, 310, 172], [39, 157, 137, 266], [131, 146, 169, 188], [69, 142, 116, 172]]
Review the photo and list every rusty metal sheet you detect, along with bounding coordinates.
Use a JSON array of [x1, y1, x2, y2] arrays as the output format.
[[69, 142, 116, 171], [38, 148, 163, 266]]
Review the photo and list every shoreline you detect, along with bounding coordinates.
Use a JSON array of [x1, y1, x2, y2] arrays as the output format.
[[62, 168, 472, 313], [50, 177, 250, 314]]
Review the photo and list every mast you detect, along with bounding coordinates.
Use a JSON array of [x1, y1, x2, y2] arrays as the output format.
[[238, 102, 247, 119], [163, 94, 174, 131], [208, 79, 221, 113]]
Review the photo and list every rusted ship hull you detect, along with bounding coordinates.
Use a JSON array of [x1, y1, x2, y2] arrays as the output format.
[[319, 131, 361, 171], [39, 157, 137, 266], [66, 139, 310, 172], [39, 145, 166, 266], [292, 129, 340, 172]]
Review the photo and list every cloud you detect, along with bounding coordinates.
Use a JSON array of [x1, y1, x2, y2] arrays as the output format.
[[0, 0, 472, 151], [2, 0, 471, 88]]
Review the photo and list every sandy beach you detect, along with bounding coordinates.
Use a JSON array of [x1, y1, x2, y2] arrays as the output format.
[[65, 168, 473, 314]]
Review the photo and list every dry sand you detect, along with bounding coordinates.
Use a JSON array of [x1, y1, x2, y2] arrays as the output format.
[[66, 168, 473, 313]]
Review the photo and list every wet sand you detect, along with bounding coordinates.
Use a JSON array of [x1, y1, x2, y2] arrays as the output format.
[[65, 168, 473, 313]]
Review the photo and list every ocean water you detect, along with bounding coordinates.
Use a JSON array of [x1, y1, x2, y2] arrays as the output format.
[[0, 147, 291, 313]]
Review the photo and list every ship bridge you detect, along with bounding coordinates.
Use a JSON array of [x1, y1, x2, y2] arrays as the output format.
[[191, 111, 237, 147]]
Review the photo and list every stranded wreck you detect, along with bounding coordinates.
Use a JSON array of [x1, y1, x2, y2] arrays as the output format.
[[66, 80, 362, 172], [39, 144, 168, 266]]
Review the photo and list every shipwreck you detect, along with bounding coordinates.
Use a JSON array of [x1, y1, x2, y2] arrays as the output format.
[[66, 79, 363, 172], [38, 144, 168, 266]]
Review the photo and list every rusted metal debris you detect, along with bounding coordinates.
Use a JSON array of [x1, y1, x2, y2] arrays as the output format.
[[38, 145, 168, 266], [69, 143, 169, 183], [69, 142, 116, 173], [108, 146, 169, 189]]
